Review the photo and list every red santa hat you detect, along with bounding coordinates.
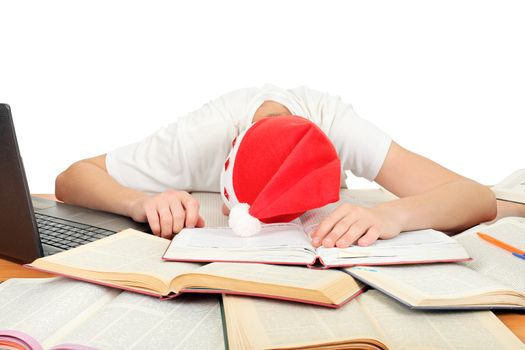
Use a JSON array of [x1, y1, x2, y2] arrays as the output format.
[[220, 115, 341, 237]]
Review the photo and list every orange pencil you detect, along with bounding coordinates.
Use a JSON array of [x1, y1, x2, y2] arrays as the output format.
[[476, 232, 525, 255]]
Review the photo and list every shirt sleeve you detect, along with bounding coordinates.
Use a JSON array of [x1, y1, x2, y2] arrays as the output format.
[[106, 96, 240, 193], [291, 86, 392, 181], [329, 106, 392, 181]]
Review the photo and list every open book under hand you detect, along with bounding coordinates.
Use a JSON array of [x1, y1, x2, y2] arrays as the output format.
[[163, 219, 470, 268], [166, 191, 470, 268]]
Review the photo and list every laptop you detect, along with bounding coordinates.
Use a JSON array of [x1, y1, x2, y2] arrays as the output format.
[[0, 103, 150, 263]]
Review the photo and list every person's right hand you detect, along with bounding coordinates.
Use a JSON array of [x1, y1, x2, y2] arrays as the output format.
[[129, 190, 205, 239]]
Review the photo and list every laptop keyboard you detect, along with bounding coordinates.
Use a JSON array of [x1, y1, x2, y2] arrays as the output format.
[[35, 213, 115, 250]]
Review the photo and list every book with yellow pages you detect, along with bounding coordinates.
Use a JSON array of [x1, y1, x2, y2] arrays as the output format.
[[345, 217, 525, 310], [25, 229, 363, 308], [223, 290, 525, 350]]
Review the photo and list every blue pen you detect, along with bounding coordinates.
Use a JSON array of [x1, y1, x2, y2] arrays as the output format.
[[512, 252, 525, 261]]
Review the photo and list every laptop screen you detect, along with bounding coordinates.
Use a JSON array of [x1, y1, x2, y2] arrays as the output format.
[[0, 104, 43, 263]]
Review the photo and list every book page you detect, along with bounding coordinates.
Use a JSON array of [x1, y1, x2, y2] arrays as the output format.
[[35, 230, 202, 285], [165, 223, 315, 264], [0, 278, 117, 347], [56, 293, 225, 350], [361, 290, 525, 350], [347, 264, 525, 307], [318, 229, 469, 266], [223, 294, 386, 350], [190, 192, 229, 227], [191, 262, 356, 291], [172, 223, 311, 249], [455, 218, 525, 293]]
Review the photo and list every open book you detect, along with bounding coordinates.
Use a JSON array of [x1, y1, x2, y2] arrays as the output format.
[[223, 290, 525, 350], [492, 169, 525, 204], [345, 217, 525, 310], [162, 205, 470, 268], [0, 277, 225, 350], [25, 229, 363, 308]]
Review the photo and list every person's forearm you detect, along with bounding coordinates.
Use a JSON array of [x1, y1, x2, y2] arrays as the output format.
[[489, 200, 525, 223], [376, 180, 497, 232], [55, 160, 147, 217]]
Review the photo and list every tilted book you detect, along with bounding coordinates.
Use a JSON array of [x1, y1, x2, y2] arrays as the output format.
[[25, 229, 363, 308], [345, 217, 525, 310]]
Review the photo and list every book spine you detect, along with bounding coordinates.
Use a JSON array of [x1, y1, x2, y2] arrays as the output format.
[[161, 257, 310, 266], [178, 288, 367, 309]]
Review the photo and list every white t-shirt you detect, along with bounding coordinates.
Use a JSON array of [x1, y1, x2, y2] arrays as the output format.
[[106, 85, 392, 193]]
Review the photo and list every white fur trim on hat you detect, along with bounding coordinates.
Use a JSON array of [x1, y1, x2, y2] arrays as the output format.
[[228, 203, 262, 237]]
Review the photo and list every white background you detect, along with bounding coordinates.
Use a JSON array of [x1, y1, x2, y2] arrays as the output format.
[[1, 0, 524, 193]]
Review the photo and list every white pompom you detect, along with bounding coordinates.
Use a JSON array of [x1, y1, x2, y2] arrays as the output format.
[[228, 203, 262, 237]]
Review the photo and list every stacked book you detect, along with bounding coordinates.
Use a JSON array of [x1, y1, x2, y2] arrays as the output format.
[[1, 190, 524, 349]]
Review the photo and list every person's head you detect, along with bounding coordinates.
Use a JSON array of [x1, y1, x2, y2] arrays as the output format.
[[251, 100, 292, 123], [221, 115, 341, 236]]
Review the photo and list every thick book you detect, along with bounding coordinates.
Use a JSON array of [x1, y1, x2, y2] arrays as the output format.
[[492, 169, 525, 204], [223, 290, 525, 350], [162, 221, 471, 268], [25, 229, 364, 308], [345, 217, 525, 310], [0, 277, 225, 350]]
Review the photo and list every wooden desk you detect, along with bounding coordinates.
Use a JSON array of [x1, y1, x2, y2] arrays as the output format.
[[0, 258, 54, 280], [1, 195, 524, 344]]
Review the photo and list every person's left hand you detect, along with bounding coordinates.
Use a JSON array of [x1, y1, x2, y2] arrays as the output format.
[[310, 203, 403, 248]]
